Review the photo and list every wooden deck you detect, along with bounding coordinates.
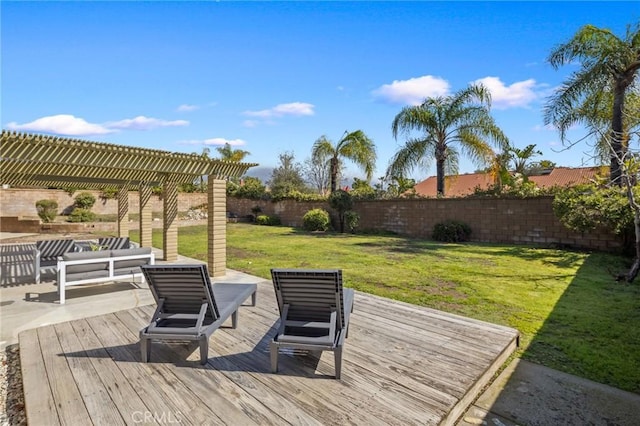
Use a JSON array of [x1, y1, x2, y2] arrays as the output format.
[[19, 280, 519, 425]]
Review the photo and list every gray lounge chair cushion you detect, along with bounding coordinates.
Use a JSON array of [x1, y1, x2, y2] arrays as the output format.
[[111, 247, 153, 270], [63, 250, 110, 274]]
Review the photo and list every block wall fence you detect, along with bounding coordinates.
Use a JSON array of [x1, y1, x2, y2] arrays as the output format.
[[0, 188, 622, 252]]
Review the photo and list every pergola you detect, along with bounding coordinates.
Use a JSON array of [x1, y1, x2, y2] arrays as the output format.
[[0, 130, 256, 276]]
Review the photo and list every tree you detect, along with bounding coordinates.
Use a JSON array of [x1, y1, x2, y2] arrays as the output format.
[[311, 131, 377, 193], [269, 152, 308, 197], [303, 155, 330, 195], [388, 83, 509, 197], [216, 143, 250, 162], [510, 144, 542, 176], [544, 23, 640, 185]]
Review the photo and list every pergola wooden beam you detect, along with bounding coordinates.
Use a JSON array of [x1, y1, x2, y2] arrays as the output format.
[[0, 130, 256, 274]]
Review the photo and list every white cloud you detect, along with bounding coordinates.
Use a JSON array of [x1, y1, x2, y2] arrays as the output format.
[[372, 75, 450, 105], [106, 116, 189, 130], [7, 114, 190, 136], [5, 114, 114, 136], [243, 102, 315, 118], [203, 138, 246, 146], [533, 124, 557, 132], [473, 77, 538, 109], [242, 120, 259, 128], [177, 104, 199, 112]]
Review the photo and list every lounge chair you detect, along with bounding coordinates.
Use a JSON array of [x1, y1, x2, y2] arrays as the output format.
[[97, 237, 132, 250], [34, 239, 75, 284], [139, 264, 257, 364], [270, 268, 354, 379]]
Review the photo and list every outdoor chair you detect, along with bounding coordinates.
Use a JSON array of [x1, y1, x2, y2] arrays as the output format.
[[270, 268, 354, 379], [97, 237, 132, 250], [34, 239, 75, 284], [140, 264, 257, 364]]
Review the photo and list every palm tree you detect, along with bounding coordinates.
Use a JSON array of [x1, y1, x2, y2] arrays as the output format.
[[388, 83, 509, 197], [544, 23, 640, 185], [311, 131, 377, 193], [510, 144, 542, 176], [216, 143, 250, 162]]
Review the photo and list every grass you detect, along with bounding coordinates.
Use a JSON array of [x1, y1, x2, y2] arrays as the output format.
[[130, 223, 640, 393]]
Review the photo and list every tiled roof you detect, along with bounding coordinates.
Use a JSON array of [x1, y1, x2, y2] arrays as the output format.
[[412, 166, 607, 198]]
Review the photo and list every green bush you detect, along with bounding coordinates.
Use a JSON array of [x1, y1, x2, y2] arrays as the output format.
[[68, 208, 96, 223], [553, 184, 632, 235], [100, 188, 118, 200], [35, 199, 58, 223], [255, 214, 281, 226], [432, 220, 472, 242], [302, 208, 330, 232], [345, 211, 360, 233], [329, 189, 353, 233], [74, 192, 96, 209]]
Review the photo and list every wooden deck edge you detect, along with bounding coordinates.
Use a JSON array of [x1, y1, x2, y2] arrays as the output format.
[[440, 331, 520, 426]]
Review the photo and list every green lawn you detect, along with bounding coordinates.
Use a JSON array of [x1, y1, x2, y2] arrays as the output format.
[[131, 223, 640, 393]]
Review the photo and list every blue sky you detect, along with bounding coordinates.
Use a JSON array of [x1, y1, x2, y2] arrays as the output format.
[[2, 1, 639, 184]]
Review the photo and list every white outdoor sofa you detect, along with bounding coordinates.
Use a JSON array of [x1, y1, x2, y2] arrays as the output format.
[[56, 247, 155, 304]]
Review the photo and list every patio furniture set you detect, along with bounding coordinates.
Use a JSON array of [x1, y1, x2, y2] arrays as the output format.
[[31, 237, 354, 378]]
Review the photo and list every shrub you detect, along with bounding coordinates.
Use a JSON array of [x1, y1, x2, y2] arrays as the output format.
[[74, 192, 96, 209], [68, 208, 96, 223], [255, 214, 281, 226], [35, 199, 58, 223], [345, 211, 360, 233], [553, 184, 632, 235], [100, 188, 118, 200], [302, 208, 330, 232], [329, 190, 353, 233], [432, 220, 472, 242]]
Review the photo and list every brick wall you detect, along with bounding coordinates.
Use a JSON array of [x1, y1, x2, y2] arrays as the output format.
[[0, 188, 207, 217], [1, 188, 622, 253], [226, 196, 622, 253]]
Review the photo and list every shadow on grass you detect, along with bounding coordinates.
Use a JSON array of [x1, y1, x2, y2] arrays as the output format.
[[474, 253, 640, 424]]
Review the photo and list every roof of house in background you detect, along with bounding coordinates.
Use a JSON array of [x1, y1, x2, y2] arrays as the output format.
[[412, 166, 608, 198]]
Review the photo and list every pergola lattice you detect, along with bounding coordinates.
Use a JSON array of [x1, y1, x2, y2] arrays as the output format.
[[0, 130, 257, 276]]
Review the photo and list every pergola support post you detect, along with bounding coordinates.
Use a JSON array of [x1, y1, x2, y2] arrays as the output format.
[[163, 182, 178, 262], [208, 177, 227, 277], [139, 184, 153, 248], [117, 186, 129, 238]]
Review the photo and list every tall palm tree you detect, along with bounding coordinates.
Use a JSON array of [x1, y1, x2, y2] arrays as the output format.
[[311, 131, 377, 193], [216, 143, 250, 162], [388, 83, 509, 197], [544, 23, 640, 185]]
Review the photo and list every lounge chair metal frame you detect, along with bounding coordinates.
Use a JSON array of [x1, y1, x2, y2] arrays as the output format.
[[270, 268, 354, 379], [140, 264, 257, 365]]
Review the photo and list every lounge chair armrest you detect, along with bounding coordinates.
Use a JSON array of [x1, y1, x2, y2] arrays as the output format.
[[283, 320, 332, 329], [195, 302, 208, 330]]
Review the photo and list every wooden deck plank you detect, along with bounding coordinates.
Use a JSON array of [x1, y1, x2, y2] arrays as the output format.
[[112, 308, 267, 426], [69, 319, 153, 426], [53, 321, 126, 426], [37, 325, 93, 425], [123, 306, 294, 426], [19, 329, 61, 426], [134, 306, 328, 426], [19, 283, 520, 426], [84, 314, 227, 426], [211, 303, 449, 426]]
